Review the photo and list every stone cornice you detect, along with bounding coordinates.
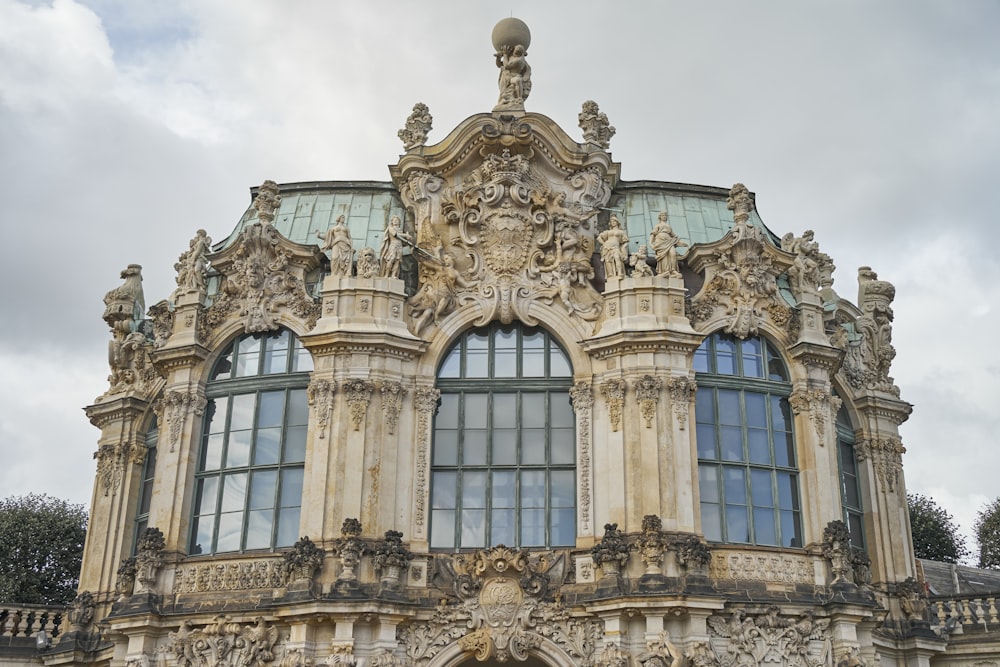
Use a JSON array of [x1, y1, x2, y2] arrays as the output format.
[[788, 340, 844, 372], [581, 329, 703, 360], [851, 392, 913, 425], [85, 395, 151, 429], [299, 330, 428, 360], [150, 343, 211, 374]]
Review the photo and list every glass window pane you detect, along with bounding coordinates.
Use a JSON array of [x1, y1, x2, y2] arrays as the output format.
[[292, 345, 313, 373], [723, 466, 747, 504], [257, 392, 284, 428], [844, 477, 861, 508], [522, 395, 546, 427], [466, 351, 488, 378], [551, 429, 575, 465], [434, 431, 459, 465], [263, 349, 286, 375], [521, 429, 546, 464], [492, 429, 516, 465], [550, 394, 574, 428], [467, 330, 489, 349], [771, 396, 791, 431], [550, 470, 575, 507], [549, 347, 571, 377], [430, 510, 456, 548], [521, 508, 545, 547], [196, 477, 219, 515], [238, 335, 262, 355], [462, 471, 487, 508], [216, 512, 243, 552], [245, 510, 274, 549], [283, 426, 307, 463], [205, 397, 229, 434], [748, 429, 770, 464], [777, 473, 799, 510], [279, 468, 304, 507], [255, 428, 280, 465], [492, 471, 516, 508], [287, 389, 309, 426], [521, 471, 545, 507], [721, 426, 743, 462], [718, 390, 741, 425], [523, 330, 544, 349], [693, 340, 710, 373], [774, 430, 795, 468], [203, 433, 224, 470], [696, 423, 717, 460], [249, 470, 277, 510], [745, 393, 767, 428], [701, 503, 722, 542], [753, 508, 777, 545], [464, 395, 488, 428], [699, 465, 720, 502], [463, 430, 487, 465], [494, 326, 517, 349], [211, 349, 233, 381], [751, 469, 774, 507], [230, 394, 256, 431], [523, 350, 545, 377], [495, 350, 517, 377], [550, 507, 576, 546], [276, 507, 300, 547], [695, 389, 715, 424], [221, 473, 247, 512], [493, 393, 516, 424], [265, 330, 290, 351], [781, 510, 802, 547], [716, 338, 736, 375], [491, 509, 516, 546], [227, 430, 252, 468], [191, 515, 214, 555], [726, 505, 749, 543], [766, 341, 788, 381], [432, 472, 457, 509], [438, 347, 461, 378], [235, 352, 260, 377], [840, 442, 857, 475], [437, 394, 458, 428], [461, 509, 486, 548]]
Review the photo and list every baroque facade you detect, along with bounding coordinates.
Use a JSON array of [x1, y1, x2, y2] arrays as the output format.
[[35, 17, 998, 667]]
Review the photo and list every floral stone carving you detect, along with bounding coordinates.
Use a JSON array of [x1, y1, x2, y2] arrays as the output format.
[[702, 607, 832, 667], [666, 376, 696, 431], [400, 546, 602, 666], [569, 382, 594, 533], [134, 526, 166, 593], [821, 520, 852, 584], [599, 379, 626, 432], [856, 436, 905, 493], [332, 519, 365, 582], [399, 103, 433, 150], [169, 617, 279, 667], [686, 183, 794, 338], [636, 515, 667, 575], [372, 530, 414, 588], [635, 375, 662, 428], [199, 180, 322, 340], [282, 535, 324, 583], [789, 388, 840, 444], [344, 379, 374, 431], [381, 381, 406, 435], [159, 389, 206, 452], [674, 533, 712, 572], [591, 523, 630, 577], [306, 379, 335, 439]]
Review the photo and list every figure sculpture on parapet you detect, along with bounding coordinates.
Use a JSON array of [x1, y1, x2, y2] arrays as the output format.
[[492, 18, 532, 111], [598, 215, 630, 280], [649, 212, 687, 278], [318, 215, 354, 278], [379, 215, 412, 279]]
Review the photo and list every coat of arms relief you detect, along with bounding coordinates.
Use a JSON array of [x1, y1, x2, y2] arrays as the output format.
[[394, 115, 616, 335]]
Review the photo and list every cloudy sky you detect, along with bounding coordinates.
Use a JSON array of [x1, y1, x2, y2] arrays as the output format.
[[1, 0, 997, 552]]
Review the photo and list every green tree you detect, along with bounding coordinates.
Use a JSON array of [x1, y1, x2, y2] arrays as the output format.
[[907, 492, 969, 563], [974, 498, 1000, 569], [0, 494, 87, 605]]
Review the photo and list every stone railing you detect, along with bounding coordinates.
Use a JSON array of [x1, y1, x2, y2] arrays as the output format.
[[0, 604, 66, 639], [929, 596, 1000, 634]]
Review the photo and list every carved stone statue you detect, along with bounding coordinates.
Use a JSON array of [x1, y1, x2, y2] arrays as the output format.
[[379, 215, 411, 279], [629, 245, 654, 278], [598, 215, 629, 280], [356, 247, 379, 279], [781, 229, 822, 300], [103, 265, 150, 391], [578, 100, 616, 149], [173, 229, 211, 297], [649, 212, 687, 277], [843, 266, 898, 394], [492, 18, 532, 111], [408, 251, 473, 334], [317, 215, 354, 277], [398, 103, 433, 150]]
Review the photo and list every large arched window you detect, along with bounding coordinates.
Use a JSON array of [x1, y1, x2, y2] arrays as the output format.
[[431, 323, 575, 550], [133, 418, 157, 553], [190, 329, 313, 554], [836, 402, 865, 548], [694, 333, 802, 547]]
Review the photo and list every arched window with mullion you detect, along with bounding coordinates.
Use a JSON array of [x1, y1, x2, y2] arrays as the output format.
[[835, 401, 865, 548], [694, 332, 802, 548], [431, 323, 575, 550], [190, 329, 313, 555]]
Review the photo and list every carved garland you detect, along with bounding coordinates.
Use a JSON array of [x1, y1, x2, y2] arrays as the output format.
[[307, 379, 336, 439], [344, 380, 375, 431], [160, 389, 206, 452], [600, 378, 626, 433], [635, 375, 662, 428], [788, 388, 841, 444], [381, 381, 406, 435], [94, 442, 143, 496], [699, 606, 832, 667], [168, 616, 279, 667], [856, 436, 906, 493], [569, 382, 594, 533], [413, 388, 441, 532], [666, 376, 696, 430]]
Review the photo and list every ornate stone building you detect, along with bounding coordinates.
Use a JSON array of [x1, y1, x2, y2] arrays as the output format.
[[39, 17, 999, 667]]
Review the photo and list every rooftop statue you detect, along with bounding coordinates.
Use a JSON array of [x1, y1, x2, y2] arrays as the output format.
[[379, 215, 411, 279], [598, 215, 629, 280], [398, 103, 432, 150], [579, 100, 616, 149], [318, 214, 354, 277], [649, 212, 687, 278], [173, 229, 211, 298], [492, 18, 532, 111]]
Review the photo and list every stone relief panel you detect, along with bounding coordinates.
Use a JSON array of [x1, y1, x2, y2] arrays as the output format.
[[686, 184, 796, 339], [696, 607, 832, 667], [635, 375, 662, 428], [199, 181, 323, 342], [344, 380, 375, 431], [168, 617, 280, 667], [708, 550, 816, 585], [399, 547, 601, 666], [171, 559, 288, 593]]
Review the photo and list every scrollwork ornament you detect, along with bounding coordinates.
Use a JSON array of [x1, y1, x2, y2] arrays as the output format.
[[413, 387, 440, 530], [666, 376, 696, 430], [578, 100, 616, 149], [168, 616, 279, 667], [789, 388, 836, 444], [381, 381, 406, 435], [163, 389, 206, 452], [856, 436, 906, 492], [569, 381, 593, 531], [307, 379, 336, 439]]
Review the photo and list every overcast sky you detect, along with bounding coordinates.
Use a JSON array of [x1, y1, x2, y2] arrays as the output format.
[[1, 0, 997, 553]]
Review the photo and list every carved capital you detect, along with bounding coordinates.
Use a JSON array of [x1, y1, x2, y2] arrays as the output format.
[[161, 389, 206, 453], [666, 376, 696, 431], [788, 387, 839, 444], [343, 380, 375, 431], [856, 435, 905, 492], [381, 381, 406, 435], [307, 379, 336, 439], [600, 378, 626, 432], [635, 375, 662, 428]]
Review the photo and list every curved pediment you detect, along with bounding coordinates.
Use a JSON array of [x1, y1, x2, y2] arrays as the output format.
[[390, 112, 620, 334]]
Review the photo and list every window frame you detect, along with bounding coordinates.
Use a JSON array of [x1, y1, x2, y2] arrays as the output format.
[[835, 401, 865, 549], [430, 323, 575, 551], [189, 329, 313, 556], [694, 332, 803, 548], [133, 419, 158, 554]]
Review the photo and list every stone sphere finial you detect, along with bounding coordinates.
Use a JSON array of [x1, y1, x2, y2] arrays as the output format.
[[492, 17, 530, 51]]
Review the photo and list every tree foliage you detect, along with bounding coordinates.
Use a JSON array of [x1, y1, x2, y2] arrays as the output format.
[[0, 494, 87, 605], [907, 492, 969, 564], [974, 498, 1000, 569]]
